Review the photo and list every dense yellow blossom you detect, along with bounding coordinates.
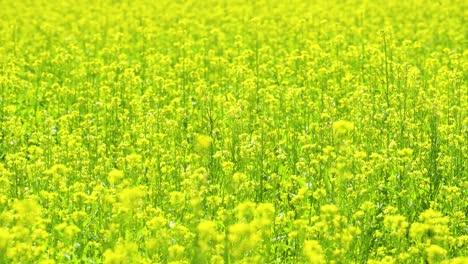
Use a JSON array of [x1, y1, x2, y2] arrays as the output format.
[[0, 0, 465, 262]]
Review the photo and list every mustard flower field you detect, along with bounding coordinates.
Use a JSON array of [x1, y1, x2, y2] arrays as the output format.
[[0, 0, 467, 263]]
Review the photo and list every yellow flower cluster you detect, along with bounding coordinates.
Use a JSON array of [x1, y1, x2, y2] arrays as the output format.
[[0, 0, 466, 263]]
